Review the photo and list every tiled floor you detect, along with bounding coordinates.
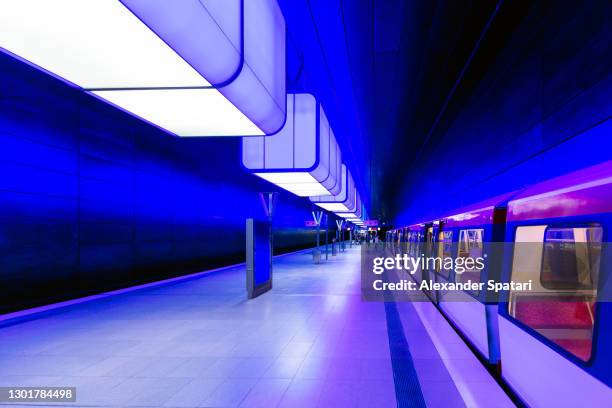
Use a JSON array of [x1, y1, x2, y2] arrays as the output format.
[[0, 246, 512, 407]]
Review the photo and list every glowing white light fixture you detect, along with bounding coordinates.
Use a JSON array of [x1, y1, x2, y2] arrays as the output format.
[[0, 0, 286, 136], [336, 192, 363, 219], [310, 165, 356, 211], [242, 94, 343, 197]]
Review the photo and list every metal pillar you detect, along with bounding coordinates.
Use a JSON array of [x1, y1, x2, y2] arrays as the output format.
[[336, 219, 345, 252], [259, 192, 278, 264], [312, 210, 323, 264], [324, 214, 329, 260]]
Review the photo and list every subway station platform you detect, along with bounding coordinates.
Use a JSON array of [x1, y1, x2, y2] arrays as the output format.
[[0, 247, 513, 408]]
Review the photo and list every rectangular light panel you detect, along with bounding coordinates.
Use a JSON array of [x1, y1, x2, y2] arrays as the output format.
[[94, 89, 264, 137], [316, 203, 351, 212], [336, 212, 359, 219], [254, 172, 331, 197], [0, 0, 210, 89], [252, 172, 322, 184], [310, 165, 355, 210], [0, 0, 285, 137], [243, 94, 342, 196]]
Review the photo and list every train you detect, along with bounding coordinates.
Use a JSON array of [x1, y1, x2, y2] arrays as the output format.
[[386, 160, 612, 407]]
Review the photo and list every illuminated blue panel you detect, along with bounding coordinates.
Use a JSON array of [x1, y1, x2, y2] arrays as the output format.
[[310, 165, 356, 212], [0, 0, 286, 137], [120, 0, 242, 86], [121, 0, 287, 135], [335, 192, 362, 219], [242, 94, 342, 197]]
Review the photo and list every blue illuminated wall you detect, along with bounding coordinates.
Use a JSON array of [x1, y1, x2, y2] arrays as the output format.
[[0, 53, 330, 313], [395, 2, 611, 225]]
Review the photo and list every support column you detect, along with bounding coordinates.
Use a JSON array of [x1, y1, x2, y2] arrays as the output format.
[[312, 210, 323, 264]]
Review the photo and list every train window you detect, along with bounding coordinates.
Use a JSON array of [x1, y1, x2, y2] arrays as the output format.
[[509, 225, 602, 362], [426, 227, 434, 243], [541, 226, 602, 290], [410, 231, 423, 257], [437, 231, 453, 278], [456, 229, 484, 284], [406, 231, 412, 255]]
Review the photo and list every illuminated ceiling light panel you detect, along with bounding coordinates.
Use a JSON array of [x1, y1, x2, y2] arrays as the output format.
[[337, 206, 362, 219], [336, 192, 362, 219], [92, 89, 262, 137], [243, 94, 342, 197], [253, 173, 330, 196], [0, 0, 285, 137], [310, 165, 356, 211], [317, 203, 351, 212]]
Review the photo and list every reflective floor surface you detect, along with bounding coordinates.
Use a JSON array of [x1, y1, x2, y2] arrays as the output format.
[[0, 246, 513, 407]]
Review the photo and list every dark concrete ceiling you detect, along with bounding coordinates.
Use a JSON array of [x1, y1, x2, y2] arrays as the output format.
[[278, 0, 507, 221]]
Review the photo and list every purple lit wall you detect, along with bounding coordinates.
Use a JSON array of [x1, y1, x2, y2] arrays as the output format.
[[0, 51, 326, 314]]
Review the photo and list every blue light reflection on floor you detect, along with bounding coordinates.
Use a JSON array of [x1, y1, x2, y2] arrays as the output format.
[[0, 247, 514, 407], [0, 248, 398, 407]]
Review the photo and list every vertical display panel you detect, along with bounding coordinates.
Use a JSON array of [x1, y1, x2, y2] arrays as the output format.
[[246, 218, 272, 298]]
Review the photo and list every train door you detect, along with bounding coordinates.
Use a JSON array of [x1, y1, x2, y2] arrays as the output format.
[[435, 221, 454, 303], [423, 223, 437, 302], [402, 227, 409, 255]]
